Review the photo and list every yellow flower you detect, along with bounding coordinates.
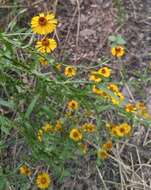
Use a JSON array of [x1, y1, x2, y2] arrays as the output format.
[[37, 129, 43, 142], [55, 63, 62, 71], [19, 165, 31, 176], [111, 46, 125, 57], [36, 38, 57, 53], [125, 103, 136, 113], [98, 67, 111, 78], [36, 172, 51, 189], [107, 83, 119, 93], [116, 92, 124, 102], [111, 123, 131, 137], [92, 85, 101, 95], [54, 120, 62, 131], [81, 123, 96, 133], [110, 97, 120, 105], [111, 126, 119, 136], [135, 101, 146, 111], [92, 85, 108, 97], [31, 12, 57, 35], [40, 58, 49, 67], [42, 123, 53, 132], [68, 100, 78, 110], [141, 110, 151, 119], [120, 123, 131, 134], [64, 66, 76, 77], [70, 128, 82, 141], [97, 149, 109, 160], [89, 72, 101, 83], [102, 140, 113, 151], [79, 143, 88, 154]]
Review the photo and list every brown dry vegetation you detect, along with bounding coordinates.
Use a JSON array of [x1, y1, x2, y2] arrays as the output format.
[[1, 0, 151, 189]]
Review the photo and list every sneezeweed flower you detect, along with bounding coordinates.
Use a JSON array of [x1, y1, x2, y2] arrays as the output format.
[[70, 128, 83, 142], [42, 123, 53, 132], [116, 92, 124, 102], [111, 91, 124, 105], [81, 123, 96, 133], [64, 66, 76, 77], [89, 72, 102, 83], [111, 123, 131, 137], [79, 143, 88, 154], [111, 46, 125, 57], [110, 96, 120, 105], [19, 165, 31, 176], [31, 12, 57, 35], [107, 83, 119, 93], [36, 38, 57, 53], [111, 126, 119, 136], [36, 172, 51, 189], [40, 58, 49, 67], [135, 101, 146, 111], [54, 120, 62, 131], [98, 67, 111, 78], [141, 109, 151, 120], [97, 149, 109, 160], [55, 63, 62, 71], [92, 85, 109, 98], [37, 129, 43, 142], [102, 140, 113, 151], [68, 100, 78, 110], [125, 103, 136, 113]]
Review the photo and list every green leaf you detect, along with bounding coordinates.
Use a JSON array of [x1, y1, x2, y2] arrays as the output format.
[[116, 35, 126, 45], [108, 35, 116, 42], [25, 94, 40, 119], [0, 177, 7, 190], [0, 98, 14, 110]]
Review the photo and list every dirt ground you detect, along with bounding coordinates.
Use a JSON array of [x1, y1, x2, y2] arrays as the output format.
[[1, 0, 151, 189]]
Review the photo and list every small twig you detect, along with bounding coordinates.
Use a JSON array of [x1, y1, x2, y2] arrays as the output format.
[[96, 165, 108, 190]]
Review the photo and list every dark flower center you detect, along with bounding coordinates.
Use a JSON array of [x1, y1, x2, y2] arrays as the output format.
[[101, 69, 106, 74], [73, 132, 78, 138], [41, 177, 47, 184], [115, 47, 121, 54], [42, 39, 50, 46], [120, 127, 125, 133], [39, 17, 47, 26], [68, 68, 73, 73]]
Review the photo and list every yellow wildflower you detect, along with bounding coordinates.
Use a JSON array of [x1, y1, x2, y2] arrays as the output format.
[[98, 67, 111, 78], [37, 129, 43, 142], [55, 63, 62, 71], [36, 38, 57, 53], [31, 12, 57, 35], [79, 143, 88, 154], [19, 165, 31, 176], [64, 66, 76, 77], [111, 123, 131, 137], [89, 72, 101, 83], [81, 123, 96, 133], [107, 83, 119, 93], [40, 58, 49, 67], [55, 120, 62, 131], [97, 149, 109, 160], [125, 103, 136, 113], [42, 123, 53, 132], [102, 140, 113, 151], [36, 172, 51, 189], [70, 128, 83, 142], [67, 100, 78, 110], [111, 46, 125, 57]]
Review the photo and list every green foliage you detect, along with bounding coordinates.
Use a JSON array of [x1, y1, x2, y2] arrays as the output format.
[[0, 7, 150, 189], [108, 34, 126, 46]]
